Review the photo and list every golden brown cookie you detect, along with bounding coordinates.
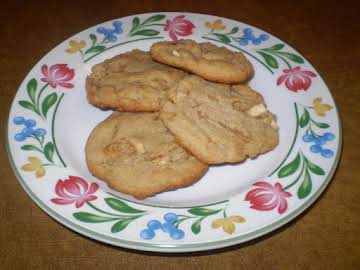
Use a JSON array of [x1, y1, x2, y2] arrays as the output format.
[[86, 50, 186, 112], [150, 39, 253, 84], [160, 76, 279, 164], [85, 112, 208, 199]]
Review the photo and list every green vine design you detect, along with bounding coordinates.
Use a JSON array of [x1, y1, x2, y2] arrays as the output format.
[[207, 26, 241, 43], [128, 14, 166, 37], [19, 79, 54, 120], [83, 37, 164, 63], [81, 34, 109, 58], [73, 197, 148, 233], [20, 134, 56, 166], [68, 15, 167, 63], [279, 150, 325, 198], [269, 103, 299, 177], [18, 79, 66, 167], [256, 44, 304, 69], [299, 106, 330, 132], [175, 205, 232, 235], [203, 26, 304, 73], [270, 103, 332, 198]]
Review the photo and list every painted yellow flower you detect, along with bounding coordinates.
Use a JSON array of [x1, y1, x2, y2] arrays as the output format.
[[21, 157, 45, 178], [65, 40, 86, 54], [205, 19, 225, 31], [211, 215, 246, 234], [313, 97, 333, 117]]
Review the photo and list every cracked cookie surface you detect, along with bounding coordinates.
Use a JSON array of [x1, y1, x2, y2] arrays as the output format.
[[86, 50, 186, 112], [85, 112, 208, 199], [160, 76, 279, 164], [150, 39, 253, 84]]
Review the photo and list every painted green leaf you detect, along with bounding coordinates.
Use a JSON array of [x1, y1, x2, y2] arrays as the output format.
[[227, 27, 239, 35], [41, 92, 57, 118], [212, 33, 231, 43], [187, 207, 222, 216], [89, 34, 97, 45], [85, 45, 106, 54], [130, 29, 160, 37], [19, 100, 37, 113], [278, 152, 301, 178], [111, 218, 134, 233], [73, 212, 118, 223], [299, 109, 310, 127], [191, 218, 202, 234], [312, 121, 330, 129], [105, 198, 145, 213], [21, 145, 42, 152], [257, 51, 279, 69], [297, 168, 312, 199], [305, 158, 325, 175], [44, 142, 54, 162], [276, 52, 304, 64], [130, 17, 140, 32], [141, 14, 166, 25], [27, 79, 37, 104], [263, 43, 285, 52]]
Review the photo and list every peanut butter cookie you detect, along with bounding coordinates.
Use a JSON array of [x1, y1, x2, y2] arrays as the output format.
[[150, 39, 253, 84], [160, 76, 279, 164], [86, 50, 186, 112], [85, 112, 208, 199]]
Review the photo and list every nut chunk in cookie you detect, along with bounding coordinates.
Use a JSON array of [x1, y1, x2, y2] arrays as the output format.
[[86, 50, 186, 112], [160, 76, 279, 164], [85, 112, 208, 199], [150, 39, 253, 84]]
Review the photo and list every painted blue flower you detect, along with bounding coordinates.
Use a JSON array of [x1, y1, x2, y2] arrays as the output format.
[[13, 116, 46, 142], [96, 21, 123, 43], [112, 21, 122, 34], [236, 28, 269, 46], [13, 116, 25, 125], [140, 228, 155, 240], [140, 212, 185, 240], [302, 132, 335, 158]]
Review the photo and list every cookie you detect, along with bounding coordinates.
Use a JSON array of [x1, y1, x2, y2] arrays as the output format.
[[150, 39, 253, 84], [86, 49, 186, 112], [85, 112, 208, 199], [160, 76, 279, 164]]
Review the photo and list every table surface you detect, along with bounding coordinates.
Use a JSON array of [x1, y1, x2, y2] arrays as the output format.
[[1, 1, 359, 269]]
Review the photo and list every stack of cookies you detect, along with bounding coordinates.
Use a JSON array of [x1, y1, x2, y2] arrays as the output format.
[[85, 39, 279, 199]]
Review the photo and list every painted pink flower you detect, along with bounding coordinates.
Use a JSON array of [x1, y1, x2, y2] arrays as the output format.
[[245, 182, 292, 214], [164, 15, 195, 41], [41, 64, 75, 88], [51, 176, 99, 208], [276, 66, 316, 92]]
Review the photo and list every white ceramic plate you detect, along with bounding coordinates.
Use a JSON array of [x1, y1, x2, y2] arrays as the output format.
[[6, 12, 341, 252]]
